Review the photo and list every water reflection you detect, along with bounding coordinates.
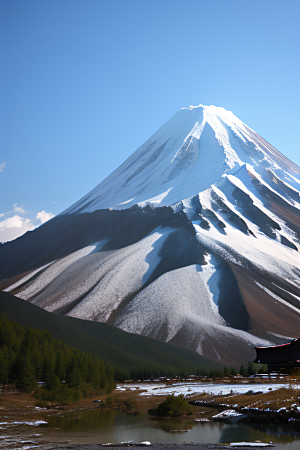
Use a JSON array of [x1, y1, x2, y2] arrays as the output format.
[[151, 418, 194, 433], [220, 422, 300, 445], [47, 409, 116, 431], [44, 409, 300, 448]]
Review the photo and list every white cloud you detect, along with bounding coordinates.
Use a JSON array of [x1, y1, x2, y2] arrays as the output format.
[[0, 162, 6, 172], [0, 215, 35, 242], [36, 210, 54, 224], [13, 203, 25, 214], [0, 215, 27, 229], [0, 208, 55, 243]]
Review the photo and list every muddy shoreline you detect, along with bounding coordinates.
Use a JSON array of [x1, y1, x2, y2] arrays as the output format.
[[0, 380, 298, 449], [51, 445, 243, 450]]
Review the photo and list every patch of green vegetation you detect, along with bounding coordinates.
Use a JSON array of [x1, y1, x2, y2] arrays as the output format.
[[148, 394, 194, 417], [0, 314, 115, 403], [103, 395, 138, 412]]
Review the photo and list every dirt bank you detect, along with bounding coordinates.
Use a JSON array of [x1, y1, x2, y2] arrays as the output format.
[[52, 445, 231, 450]]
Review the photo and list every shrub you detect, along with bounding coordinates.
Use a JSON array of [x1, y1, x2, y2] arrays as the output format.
[[148, 394, 194, 417]]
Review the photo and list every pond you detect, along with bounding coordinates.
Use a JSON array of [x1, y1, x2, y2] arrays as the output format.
[[39, 409, 300, 449]]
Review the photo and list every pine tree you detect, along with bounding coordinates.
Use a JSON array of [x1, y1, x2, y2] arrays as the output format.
[[0, 348, 9, 384], [239, 364, 244, 376], [247, 362, 254, 376], [230, 366, 236, 376], [14, 354, 37, 391], [66, 356, 82, 389], [55, 348, 67, 380]]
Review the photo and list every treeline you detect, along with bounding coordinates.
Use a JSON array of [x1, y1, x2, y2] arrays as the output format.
[[200, 362, 267, 379], [0, 314, 115, 403], [115, 363, 262, 382]]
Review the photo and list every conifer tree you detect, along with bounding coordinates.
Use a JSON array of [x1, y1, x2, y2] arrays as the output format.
[[239, 364, 245, 376], [14, 354, 37, 391], [0, 348, 9, 384], [230, 366, 236, 376]]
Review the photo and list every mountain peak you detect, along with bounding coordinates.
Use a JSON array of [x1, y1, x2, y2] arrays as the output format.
[[64, 105, 300, 214]]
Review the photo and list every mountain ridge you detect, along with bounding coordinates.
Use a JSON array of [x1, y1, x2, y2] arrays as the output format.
[[1, 104, 300, 367]]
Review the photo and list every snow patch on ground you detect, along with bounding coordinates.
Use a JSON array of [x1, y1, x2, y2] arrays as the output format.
[[212, 409, 243, 419], [115, 382, 290, 397], [0, 421, 47, 426]]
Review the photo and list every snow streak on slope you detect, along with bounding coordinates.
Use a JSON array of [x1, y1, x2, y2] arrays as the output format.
[[115, 264, 223, 340], [7, 228, 174, 321], [194, 189, 300, 286], [115, 264, 271, 363], [4, 242, 107, 298]]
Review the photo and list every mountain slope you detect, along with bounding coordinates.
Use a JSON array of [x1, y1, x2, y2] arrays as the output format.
[[0, 290, 222, 378], [1, 104, 300, 367]]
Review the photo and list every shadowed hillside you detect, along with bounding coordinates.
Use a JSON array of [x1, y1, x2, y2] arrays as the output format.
[[0, 290, 223, 379]]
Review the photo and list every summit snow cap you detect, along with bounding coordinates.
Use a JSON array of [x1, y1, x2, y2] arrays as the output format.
[[65, 105, 300, 214]]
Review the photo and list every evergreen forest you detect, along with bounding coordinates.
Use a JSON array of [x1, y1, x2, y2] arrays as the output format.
[[0, 314, 115, 403]]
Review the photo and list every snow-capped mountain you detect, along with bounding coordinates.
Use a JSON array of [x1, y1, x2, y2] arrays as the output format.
[[64, 105, 300, 213], [1, 104, 300, 367]]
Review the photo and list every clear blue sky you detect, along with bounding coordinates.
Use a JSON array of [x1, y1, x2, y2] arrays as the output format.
[[1, 0, 299, 241]]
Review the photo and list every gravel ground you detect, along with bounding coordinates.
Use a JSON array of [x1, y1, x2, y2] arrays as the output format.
[[53, 445, 227, 450]]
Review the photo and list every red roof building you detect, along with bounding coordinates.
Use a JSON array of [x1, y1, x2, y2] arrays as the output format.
[[255, 339, 300, 372]]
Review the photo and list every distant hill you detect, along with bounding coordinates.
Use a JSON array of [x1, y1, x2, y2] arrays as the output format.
[[0, 291, 222, 379]]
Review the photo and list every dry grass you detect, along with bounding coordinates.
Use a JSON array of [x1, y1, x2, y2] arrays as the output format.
[[0, 384, 165, 422], [2, 380, 300, 423], [196, 387, 300, 412]]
